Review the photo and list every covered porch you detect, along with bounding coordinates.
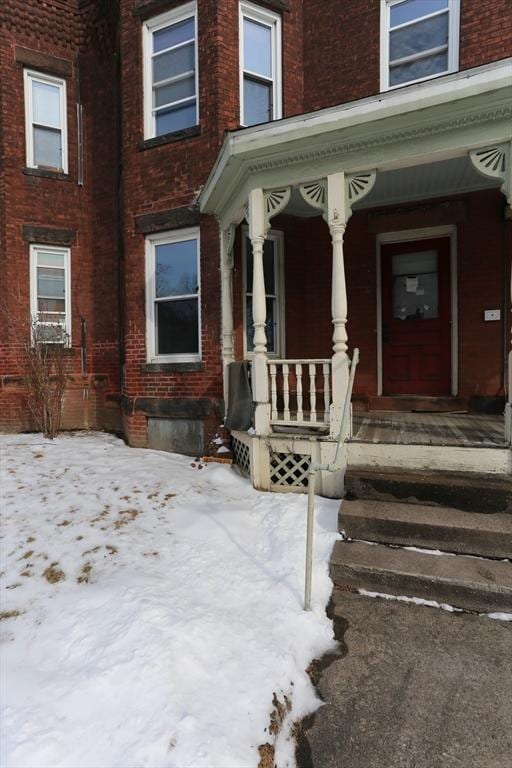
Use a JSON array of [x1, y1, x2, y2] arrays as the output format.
[[200, 59, 512, 496]]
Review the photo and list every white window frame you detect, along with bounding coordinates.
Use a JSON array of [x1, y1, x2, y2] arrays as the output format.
[[242, 227, 285, 359], [24, 69, 68, 173], [142, 1, 199, 140], [380, 0, 460, 91], [29, 244, 72, 345], [145, 227, 201, 363], [239, 1, 282, 127]]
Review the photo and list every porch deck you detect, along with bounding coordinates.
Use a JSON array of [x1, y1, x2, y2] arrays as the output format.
[[352, 411, 505, 448]]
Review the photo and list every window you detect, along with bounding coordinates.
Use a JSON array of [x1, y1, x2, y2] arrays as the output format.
[[143, 2, 198, 139], [30, 245, 71, 344], [239, 2, 282, 127], [243, 230, 284, 356], [145, 228, 201, 362], [24, 70, 67, 172], [381, 0, 459, 90]]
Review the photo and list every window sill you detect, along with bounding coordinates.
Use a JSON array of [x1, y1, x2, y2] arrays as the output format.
[[141, 361, 204, 373], [138, 125, 201, 151], [23, 167, 71, 181]]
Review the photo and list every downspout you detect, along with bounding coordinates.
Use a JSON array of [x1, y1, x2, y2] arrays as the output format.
[[304, 348, 359, 611], [113, 36, 125, 403]]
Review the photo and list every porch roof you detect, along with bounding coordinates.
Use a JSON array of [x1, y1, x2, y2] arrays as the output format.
[[199, 58, 512, 225]]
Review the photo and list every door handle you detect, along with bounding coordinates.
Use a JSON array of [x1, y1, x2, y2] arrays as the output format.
[[383, 323, 390, 344]]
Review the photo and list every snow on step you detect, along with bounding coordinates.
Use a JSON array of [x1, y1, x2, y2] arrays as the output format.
[[341, 499, 512, 559], [330, 540, 512, 614]]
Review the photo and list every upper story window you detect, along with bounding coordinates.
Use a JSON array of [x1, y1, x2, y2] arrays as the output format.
[[239, 2, 282, 127], [381, 0, 460, 90], [30, 245, 71, 344], [24, 70, 68, 173], [143, 2, 198, 139], [145, 228, 201, 362]]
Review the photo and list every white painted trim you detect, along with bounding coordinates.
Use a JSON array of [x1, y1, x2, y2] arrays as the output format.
[[145, 226, 202, 363], [376, 225, 458, 396], [380, 0, 460, 92], [142, 1, 198, 140], [347, 442, 511, 475], [24, 69, 68, 174], [29, 244, 72, 344], [239, 1, 282, 126], [242, 227, 285, 358]]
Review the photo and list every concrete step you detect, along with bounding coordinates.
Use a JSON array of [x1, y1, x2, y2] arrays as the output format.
[[341, 499, 512, 559], [330, 540, 512, 614], [345, 467, 512, 514]]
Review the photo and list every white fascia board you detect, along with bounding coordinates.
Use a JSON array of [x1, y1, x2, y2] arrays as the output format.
[[200, 58, 512, 214]]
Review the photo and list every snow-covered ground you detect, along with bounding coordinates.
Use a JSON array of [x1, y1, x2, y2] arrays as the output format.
[[0, 432, 339, 768]]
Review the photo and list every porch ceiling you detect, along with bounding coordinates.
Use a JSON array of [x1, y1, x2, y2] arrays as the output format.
[[283, 156, 501, 217], [199, 59, 512, 226]]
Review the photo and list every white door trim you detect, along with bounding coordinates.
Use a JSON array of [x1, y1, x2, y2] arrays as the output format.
[[376, 225, 458, 397]]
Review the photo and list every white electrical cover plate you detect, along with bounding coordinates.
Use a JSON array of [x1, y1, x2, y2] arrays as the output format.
[[484, 309, 501, 321]]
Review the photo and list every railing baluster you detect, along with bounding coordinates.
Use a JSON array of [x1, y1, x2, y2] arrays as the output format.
[[283, 363, 290, 421], [270, 363, 278, 421], [309, 363, 317, 422], [296, 363, 303, 422], [323, 362, 330, 422]]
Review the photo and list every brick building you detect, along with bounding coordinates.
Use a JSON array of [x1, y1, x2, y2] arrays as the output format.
[[1, 0, 511, 494]]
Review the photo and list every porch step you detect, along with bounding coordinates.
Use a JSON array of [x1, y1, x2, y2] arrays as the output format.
[[346, 441, 511, 474], [368, 395, 467, 412], [345, 467, 512, 514], [330, 540, 512, 614], [341, 499, 512, 559]]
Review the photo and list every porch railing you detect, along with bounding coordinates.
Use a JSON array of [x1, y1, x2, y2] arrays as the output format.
[[267, 359, 332, 428]]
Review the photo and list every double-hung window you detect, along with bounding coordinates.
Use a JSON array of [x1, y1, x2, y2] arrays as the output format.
[[381, 0, 460, 90], [145, 229, 201, 362], [243, 230, 284, 357], [143, 2, 198, 139], [30, 245, 71, 344], [239, 2, 282, 127], [24, 70, 68, 172]]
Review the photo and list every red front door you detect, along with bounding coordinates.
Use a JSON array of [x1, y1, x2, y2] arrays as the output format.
[[382, 238, 451, 396]]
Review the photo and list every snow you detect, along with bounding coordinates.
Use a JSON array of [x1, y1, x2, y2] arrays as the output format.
[[487, 612, 512, 622], [358, 589, 463, 613], [0, 432, 340, 768]]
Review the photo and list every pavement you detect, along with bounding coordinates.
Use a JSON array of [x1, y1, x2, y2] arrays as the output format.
[[297, 592, 512, 768]]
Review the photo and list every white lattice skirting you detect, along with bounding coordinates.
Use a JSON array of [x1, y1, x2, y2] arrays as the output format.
[[232, 437, 251, 476], [269, 451, 311, 488]]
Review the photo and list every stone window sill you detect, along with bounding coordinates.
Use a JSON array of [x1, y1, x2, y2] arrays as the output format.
[[23, 167, 71, 181], [138, 125, 201, 151], [141, 362, 204, 373]]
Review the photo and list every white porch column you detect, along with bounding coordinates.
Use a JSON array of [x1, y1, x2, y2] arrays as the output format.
[[326, 172, 349, 438], [248, 188, 271, 436], [220, 224, 236, 408], [470, 143, 512, 442]]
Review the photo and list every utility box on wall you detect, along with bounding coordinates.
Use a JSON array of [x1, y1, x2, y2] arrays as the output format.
[[147, 418, 204, 457]]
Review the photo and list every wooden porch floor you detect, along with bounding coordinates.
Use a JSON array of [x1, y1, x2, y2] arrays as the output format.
[[352, 411, 506, 448]]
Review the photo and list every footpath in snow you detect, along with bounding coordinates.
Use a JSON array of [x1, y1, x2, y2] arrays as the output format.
[[0, 432, 339, 768]]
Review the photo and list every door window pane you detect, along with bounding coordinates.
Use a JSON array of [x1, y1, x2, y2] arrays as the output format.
[[243, 18, 272, 77], [246, 297, 277, 353], [157, 298, 199, 355], [245, 238, 276, 294], [155, 239, 197, 298], [392, 251, 438, 320]]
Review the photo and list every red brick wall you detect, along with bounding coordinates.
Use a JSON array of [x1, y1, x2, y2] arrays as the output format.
[[0, 0, 121, 433], [460, 0, 512, 69], [233, 189, 508, 403]]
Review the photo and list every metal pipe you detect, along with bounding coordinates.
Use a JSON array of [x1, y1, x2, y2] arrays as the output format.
[[304, 348, 359, 611]]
